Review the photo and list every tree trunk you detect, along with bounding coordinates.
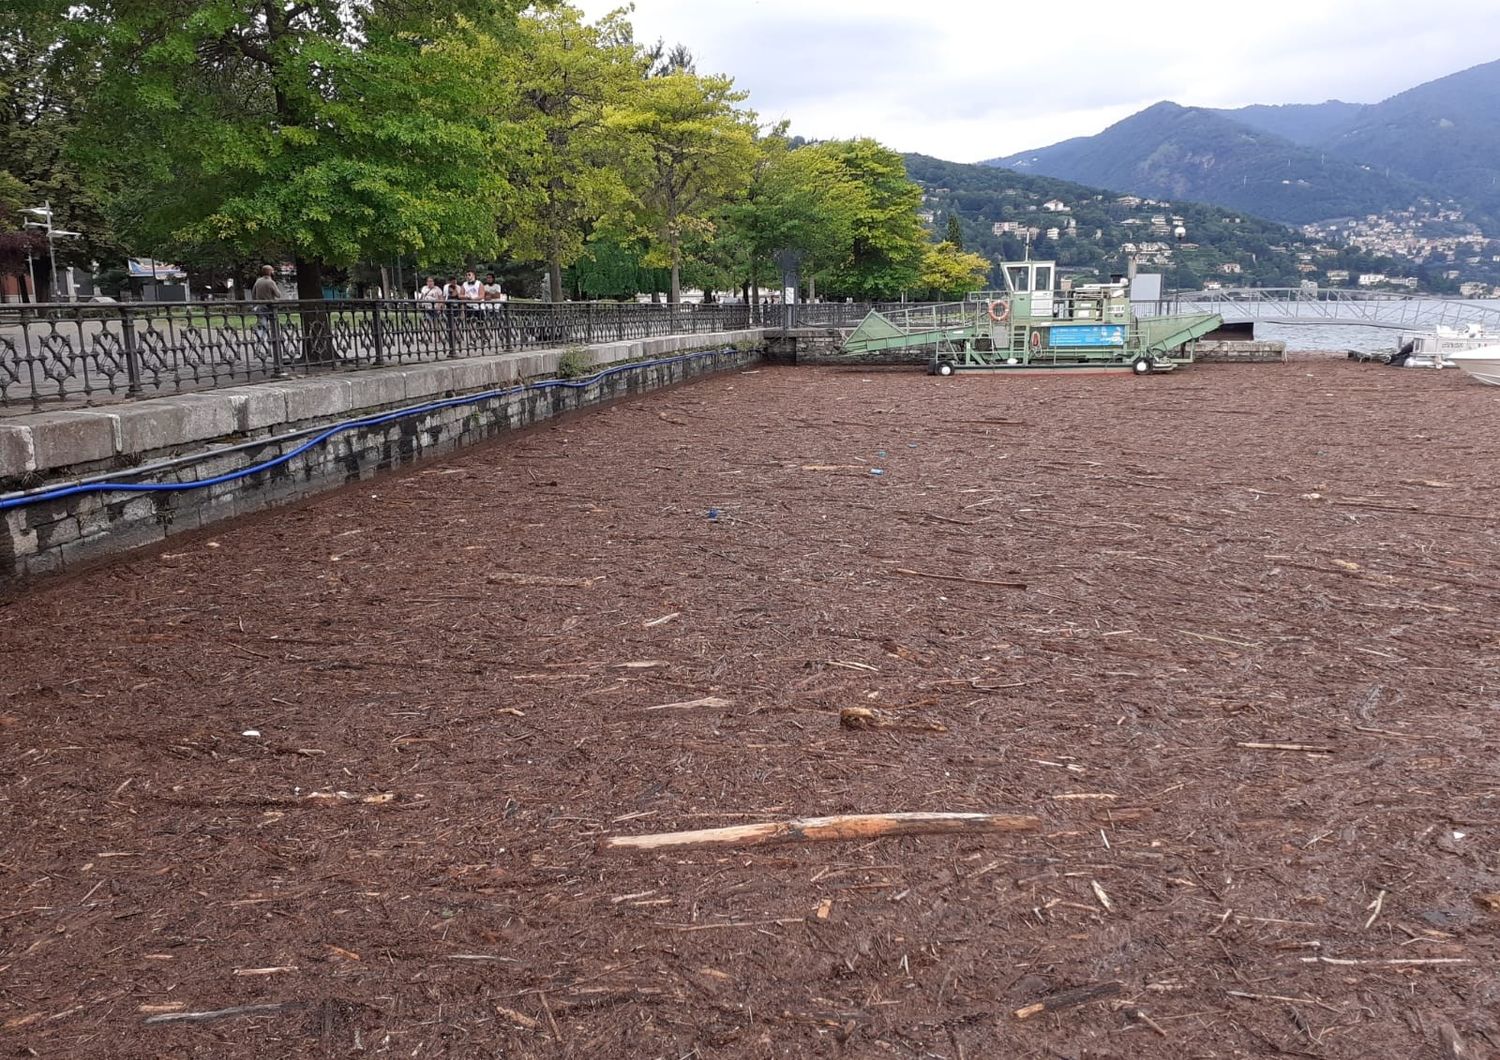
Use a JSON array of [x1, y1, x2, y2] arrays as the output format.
[[548, 228, 564, 303], [668, 231, 681, 304], [294, 255, 334, 364]]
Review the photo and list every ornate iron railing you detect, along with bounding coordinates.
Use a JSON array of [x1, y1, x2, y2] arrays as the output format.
[[0, 299, 779, 409]]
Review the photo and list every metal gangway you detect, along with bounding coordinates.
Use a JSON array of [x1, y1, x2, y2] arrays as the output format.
[[1155, 287, 1500, 333]]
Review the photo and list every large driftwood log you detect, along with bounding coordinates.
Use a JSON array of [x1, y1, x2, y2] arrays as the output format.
[[603, 811, 1041, 852]]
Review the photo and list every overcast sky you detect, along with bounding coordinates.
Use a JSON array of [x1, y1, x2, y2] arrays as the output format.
[[575, 0, 1500, 162]]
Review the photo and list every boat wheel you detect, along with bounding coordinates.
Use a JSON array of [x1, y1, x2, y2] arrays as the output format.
[[935, 361, 955, 377], [1132, 356, 1153, 376]]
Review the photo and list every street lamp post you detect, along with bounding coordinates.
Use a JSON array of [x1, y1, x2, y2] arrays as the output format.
[[23, 201, 81, 303]]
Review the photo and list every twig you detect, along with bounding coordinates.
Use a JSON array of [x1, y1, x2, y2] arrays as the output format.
[[1175, 629, 1259, 649], [604, 811, 1041, 852], [1091, 880, 1115, 913], [487, 572, 601, 588], [538, 991, 564, 1044], [1299, 956, 1470, 967], [1014, 981, 1123, 1020], [1334, 500, 1490, 522], [1237, 742, 1333, 754], [1227, 991, 1341, 1014], [1364, 889, 1387, 930], [144, 1003, 292, 1025], [1439, 1021, 1475, 1060], [642, 696, 732, 712], [894, 567, 1028, 590]]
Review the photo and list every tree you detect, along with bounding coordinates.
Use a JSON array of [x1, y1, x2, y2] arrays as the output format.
[[918, 241, 991, 300], [945, 211, 963, 250], [817, 139, 927, 300], [607, 70, 756, 302], [719, 134, 866, 303], [503, 4, 641, 303], [71, 0, 530, 307], [1, 2, 121, 278]]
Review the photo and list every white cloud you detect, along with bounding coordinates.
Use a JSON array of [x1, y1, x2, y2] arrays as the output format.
[[573, 0, 1500, 160]]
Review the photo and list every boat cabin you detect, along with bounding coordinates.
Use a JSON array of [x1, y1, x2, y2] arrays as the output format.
[[970, 258, 1131, 327]]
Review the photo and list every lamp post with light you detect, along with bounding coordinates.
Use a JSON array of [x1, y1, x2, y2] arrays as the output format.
[[22, 201, 81, 302]]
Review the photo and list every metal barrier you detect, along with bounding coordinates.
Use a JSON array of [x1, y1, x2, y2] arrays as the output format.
[[0, 299, 766, 409]]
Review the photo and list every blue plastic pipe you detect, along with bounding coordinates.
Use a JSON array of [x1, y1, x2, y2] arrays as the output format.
[[0, 348, 733, 512]]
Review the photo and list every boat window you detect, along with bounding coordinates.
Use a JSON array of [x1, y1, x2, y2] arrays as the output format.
[[1034, 266, 1053, 291], [1006, 266, 1029, 292]]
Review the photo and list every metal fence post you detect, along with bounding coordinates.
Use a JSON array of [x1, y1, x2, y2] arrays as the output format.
[[120, 306, 142, 396], [616, 302, 624, 341], [444, 306, 458, 359], [371, 301, 385, 367], [586, 303, 595, 345], [269, 309, 286, 378]]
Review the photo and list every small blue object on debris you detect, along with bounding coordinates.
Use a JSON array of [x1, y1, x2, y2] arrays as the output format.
[[869, 468, 885, 477], [707, 508, 720, 520], [875, 450, 887, 459]]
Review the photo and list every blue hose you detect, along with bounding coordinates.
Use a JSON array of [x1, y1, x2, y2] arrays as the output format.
[[1, 348, 734, 512]]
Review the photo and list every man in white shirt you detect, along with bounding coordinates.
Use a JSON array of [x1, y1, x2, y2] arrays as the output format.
[[460, 270, 484, 310], [482, 273, 506, 308]]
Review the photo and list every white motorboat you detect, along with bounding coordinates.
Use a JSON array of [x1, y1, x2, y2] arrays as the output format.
[[1388, 323, 1494, 368], [1447, 345, 1500, 386]]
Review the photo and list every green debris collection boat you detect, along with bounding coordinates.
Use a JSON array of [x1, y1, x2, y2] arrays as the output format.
[[842, 255, 1222, 376]]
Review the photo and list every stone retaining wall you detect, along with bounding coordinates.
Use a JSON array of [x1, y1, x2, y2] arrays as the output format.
[[1195, 340, 1288, 364], [1, 331, 761, 581]]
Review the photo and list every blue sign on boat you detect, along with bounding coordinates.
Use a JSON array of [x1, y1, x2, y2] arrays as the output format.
[[1050, 325, 1127, 348]]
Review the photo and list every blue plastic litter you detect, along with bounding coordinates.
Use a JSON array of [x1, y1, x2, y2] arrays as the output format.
[[869, 469, 885, 477], [707, 508, 721, 520]]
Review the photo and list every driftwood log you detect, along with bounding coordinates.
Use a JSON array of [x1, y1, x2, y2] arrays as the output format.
[[603, 811, 1041, 852]]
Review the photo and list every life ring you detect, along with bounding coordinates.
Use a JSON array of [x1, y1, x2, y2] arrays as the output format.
[[987, 299, 1010, 323], [1029, 330, 1043, 351]]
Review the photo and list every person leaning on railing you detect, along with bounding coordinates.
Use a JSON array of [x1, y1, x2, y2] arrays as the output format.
[[417, 276, 445, 316]]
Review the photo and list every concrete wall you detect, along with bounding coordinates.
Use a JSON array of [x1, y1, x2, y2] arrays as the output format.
[[1195, 340, 1287, 364], [1, 332, 762, 581]]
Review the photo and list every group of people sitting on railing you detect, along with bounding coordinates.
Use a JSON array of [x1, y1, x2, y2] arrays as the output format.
[[417, 272, 508, 311]]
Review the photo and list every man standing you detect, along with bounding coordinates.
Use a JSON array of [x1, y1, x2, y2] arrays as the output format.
[[252, 265, 281, 301]]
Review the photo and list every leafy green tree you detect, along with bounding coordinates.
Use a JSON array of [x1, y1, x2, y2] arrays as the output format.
[[918, 241, 991, 299], [817, 139, 927, 300], [1, 3, 121, 275], [719, 134, 865, 303], [607, 70, 757, 302], [71, 0, 530, 304], [504, 4, 642, 303]]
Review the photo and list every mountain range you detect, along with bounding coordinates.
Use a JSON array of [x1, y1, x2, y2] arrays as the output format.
[[988, 59, 1500, 228]]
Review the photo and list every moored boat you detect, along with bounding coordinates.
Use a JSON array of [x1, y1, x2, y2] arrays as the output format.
[[1447, 345, 1500, 386]]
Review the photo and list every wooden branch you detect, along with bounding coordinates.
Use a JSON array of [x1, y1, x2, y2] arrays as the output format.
[[895, 568, 1027, 590], [1237, 742, 1334, 754], [1014, 981, 1123, 1021], [145, 1003, 291, 1025], [604, 811, 1042, 852]]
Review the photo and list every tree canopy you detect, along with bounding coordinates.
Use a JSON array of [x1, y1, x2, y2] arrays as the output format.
[[1, 0, 973, 302]]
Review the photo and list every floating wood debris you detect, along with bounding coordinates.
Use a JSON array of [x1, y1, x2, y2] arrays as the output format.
[[1014, 981, 1123, 1021], [839, 706, 947, 733], [604, 811, 1042, 852]]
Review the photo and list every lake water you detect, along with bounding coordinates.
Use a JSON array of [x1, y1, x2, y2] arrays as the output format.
[[1248, 298, 1500, 354]]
